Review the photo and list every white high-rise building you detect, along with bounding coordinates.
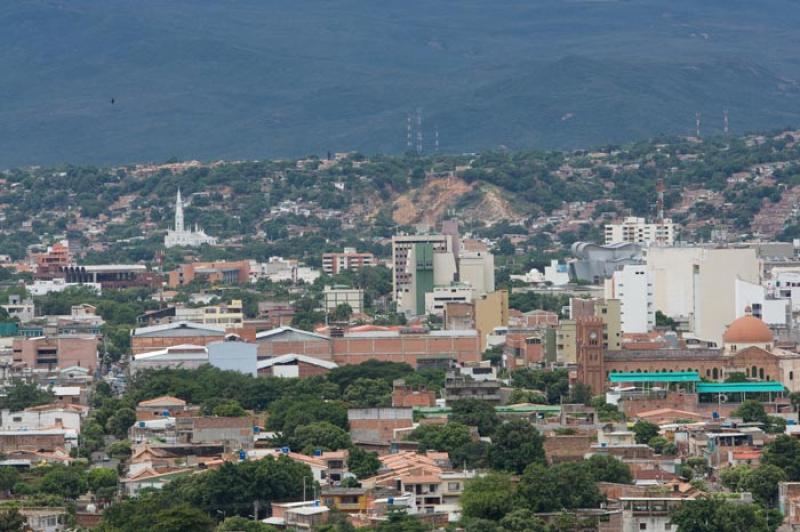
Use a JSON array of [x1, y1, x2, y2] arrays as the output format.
[[605, 264, 654, 334], [164, 190, 218, 248], [605, 217, 675, 246]]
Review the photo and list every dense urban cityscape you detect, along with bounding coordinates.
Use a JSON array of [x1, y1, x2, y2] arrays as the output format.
[[0, 128, 799, 530]]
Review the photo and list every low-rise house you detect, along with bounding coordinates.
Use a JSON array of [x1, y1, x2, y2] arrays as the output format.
[[443, 366, 501, 405], [266, 501, 330, 529], [120, 467, 194, 497], [1, 404, 83, 433], [181, 416, 255, 450], [0, 427, 71, 453], [348, 408, 414, 446], [19, 506, 68, 532], [136, 396, 200, 421], [321, 487, 369, 513]]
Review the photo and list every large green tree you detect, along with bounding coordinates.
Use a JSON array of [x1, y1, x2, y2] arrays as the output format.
[[763, 435, 800, 481], [487, 420, 545, 474], [670, 496, 778, 532], [342, 378, 392, 408], [516, 462, 604, 513], [585, 454, 633, 484], [290, 421, 352, 454], [632, 420, 660, 445], [460, 473, 515, 521], [449, 399, 499, 436]]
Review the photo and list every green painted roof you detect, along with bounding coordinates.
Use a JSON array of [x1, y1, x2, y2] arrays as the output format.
[[696, 382, 785, 393], [495, 404, 561, 413], [609, 371, 700, 383]]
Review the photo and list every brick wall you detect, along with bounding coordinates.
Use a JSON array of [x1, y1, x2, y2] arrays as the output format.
[[131, 334, 225, 355], [544, 435, 594, 463]]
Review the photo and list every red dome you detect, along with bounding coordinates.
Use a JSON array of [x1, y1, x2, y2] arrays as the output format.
[[723, 315, 773, 344]]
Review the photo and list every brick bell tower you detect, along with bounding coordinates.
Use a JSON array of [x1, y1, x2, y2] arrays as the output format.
[[576, 316, 605, 395]]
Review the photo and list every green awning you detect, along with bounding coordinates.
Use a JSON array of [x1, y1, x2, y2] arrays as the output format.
[[696, 382, 785, 394], [609, 371, 700, 383]]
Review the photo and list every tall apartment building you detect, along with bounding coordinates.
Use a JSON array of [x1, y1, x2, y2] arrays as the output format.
[[604, 217, 675, 246], [392, 234, 454, 315], [322, 248, 375, 275], [647, 246, 760, 345], [605, 264, 654, 334], [459, 248, 495, 296]]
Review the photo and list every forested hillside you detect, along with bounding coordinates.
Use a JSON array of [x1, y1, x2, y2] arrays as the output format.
[[3, 130, 800, 273]]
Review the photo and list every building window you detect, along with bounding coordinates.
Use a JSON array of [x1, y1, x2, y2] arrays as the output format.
[[790, 371, 794, 381], [448, 482, 460, 491], [639, 524, 647, 530], [759, 368, 765, 380]]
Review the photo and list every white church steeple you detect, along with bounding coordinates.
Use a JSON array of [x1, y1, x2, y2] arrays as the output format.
[[175, 189, 185, 233], [164, 188, 217, 248]]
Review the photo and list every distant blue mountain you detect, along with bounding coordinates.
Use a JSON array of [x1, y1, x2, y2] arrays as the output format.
[[2, 0, 800, 167]]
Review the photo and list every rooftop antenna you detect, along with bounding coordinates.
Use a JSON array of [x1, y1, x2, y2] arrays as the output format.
[[406, 113, 413, 151], [695, 112, 701, 138], [723, 110, 729, 134], [656, 178, 665, 224], [416, 108, 423, 155]]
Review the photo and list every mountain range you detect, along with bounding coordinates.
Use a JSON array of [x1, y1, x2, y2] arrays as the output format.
[[2, 0, 800, 167]]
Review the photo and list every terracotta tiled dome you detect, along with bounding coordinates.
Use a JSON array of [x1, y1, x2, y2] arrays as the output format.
[[722, 315, 773, 344]]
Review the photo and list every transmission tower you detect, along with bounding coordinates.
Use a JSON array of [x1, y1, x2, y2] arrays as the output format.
[[406, 114, 413, 150], [723, 110, 729, 134], [695, 112, 701, 138], [416, 108, 423, 155]]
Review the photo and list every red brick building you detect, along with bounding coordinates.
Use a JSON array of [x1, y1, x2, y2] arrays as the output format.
[[130, 322, 226, 355], [12, 336, 98, 372], [167, 260, 250, 288], [255, 326, 480, 368], [392, 380, 437, 407]]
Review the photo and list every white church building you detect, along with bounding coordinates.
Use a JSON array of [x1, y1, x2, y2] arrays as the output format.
[[164, 190, 218, 248]]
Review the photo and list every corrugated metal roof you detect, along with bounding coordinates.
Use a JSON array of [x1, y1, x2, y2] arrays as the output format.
[[609, 371, 700, 383], [696, 382, 785, 393]]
